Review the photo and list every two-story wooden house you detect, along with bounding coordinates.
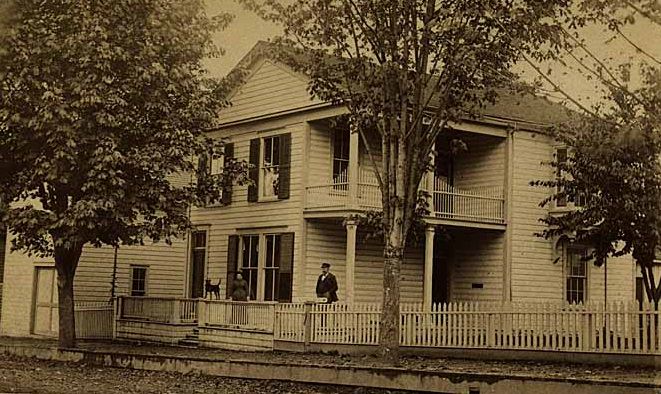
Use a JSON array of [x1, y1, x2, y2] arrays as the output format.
[[0, 42, 641, 338]]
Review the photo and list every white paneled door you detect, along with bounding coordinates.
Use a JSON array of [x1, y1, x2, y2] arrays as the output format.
[[32, 267, 58, 336]]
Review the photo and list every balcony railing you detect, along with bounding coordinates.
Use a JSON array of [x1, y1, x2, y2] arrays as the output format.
[[305, 170, 505, 224], [431, 178, 505, 224]]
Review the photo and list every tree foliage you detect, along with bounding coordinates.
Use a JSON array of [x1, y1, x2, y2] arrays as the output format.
[[0, 0, 248, 347], [530, 1, 661, 305], [242, 0, 572, 362]]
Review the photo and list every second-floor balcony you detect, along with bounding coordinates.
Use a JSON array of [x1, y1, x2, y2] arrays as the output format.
[[305, 168, 505, 226]]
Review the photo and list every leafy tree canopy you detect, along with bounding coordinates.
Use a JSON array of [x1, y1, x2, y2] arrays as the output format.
[[0, 0, 248, 347], [0, 0, 247, 255]]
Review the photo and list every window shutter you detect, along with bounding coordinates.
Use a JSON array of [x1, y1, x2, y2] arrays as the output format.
[[226, 235, 239, 299], [278, 232, 294, 302], [278, 133, 291, 200], [556, 148, 568, 207], [197, 154, 209, 181], [221, 143, 234, 205], [248, 138, 260, 202]]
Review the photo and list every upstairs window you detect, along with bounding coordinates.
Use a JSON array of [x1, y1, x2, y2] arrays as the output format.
[[333, 128, 350, 183], [197, 143, 234, 205], [248, 134, 291, 202], [555, 147, 586, 208], [262, 136, 280, 198]]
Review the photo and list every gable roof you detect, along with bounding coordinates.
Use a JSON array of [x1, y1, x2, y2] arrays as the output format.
[[223, 41, 572, 128]]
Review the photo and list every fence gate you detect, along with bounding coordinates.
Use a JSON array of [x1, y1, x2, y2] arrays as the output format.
[[32, 266, 58, 336]]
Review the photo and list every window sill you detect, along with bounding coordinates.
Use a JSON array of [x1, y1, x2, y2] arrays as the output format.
[[258, 196, 279, 203]]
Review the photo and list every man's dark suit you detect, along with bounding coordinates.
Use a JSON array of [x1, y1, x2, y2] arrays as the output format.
[[316, 272, 339, 303]]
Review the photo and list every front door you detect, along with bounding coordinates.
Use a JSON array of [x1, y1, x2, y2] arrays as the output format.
[[432, 237, 451, 304], [32, 267, 58, 336], [189, 231, 207, 298]]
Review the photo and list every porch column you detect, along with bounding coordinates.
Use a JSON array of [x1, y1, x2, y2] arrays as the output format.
[[348, 123, 360, 207], [345, 219, 358, 304], [426, 145, 435, 213], [424, 225, 435, 311]]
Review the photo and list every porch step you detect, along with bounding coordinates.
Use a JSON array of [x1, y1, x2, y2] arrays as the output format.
[[178, 328, 200, 347], [178, 338, 199, 348]]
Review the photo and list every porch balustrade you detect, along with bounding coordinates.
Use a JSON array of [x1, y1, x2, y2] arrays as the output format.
[[431, 178, 505, 224], [119, 296, 198, 324], [305, 170, 505, 224], [199, 300, 275, 332]]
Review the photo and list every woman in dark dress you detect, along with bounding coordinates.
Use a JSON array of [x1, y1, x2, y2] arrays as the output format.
[[231, 272, 249, 301]]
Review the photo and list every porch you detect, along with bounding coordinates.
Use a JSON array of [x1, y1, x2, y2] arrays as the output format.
[[112, 297, 661, 356], [305, 168, 505, 227]]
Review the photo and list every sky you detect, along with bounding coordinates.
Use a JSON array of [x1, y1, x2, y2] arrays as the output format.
[[205, 1, 661, 108]]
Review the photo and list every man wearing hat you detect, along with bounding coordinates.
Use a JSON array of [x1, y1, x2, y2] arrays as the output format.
[[316, 262, 339, 303]]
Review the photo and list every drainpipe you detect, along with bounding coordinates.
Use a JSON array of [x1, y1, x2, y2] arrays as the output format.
[[502, 123, 515, 303], [110, 245, 118, 300]]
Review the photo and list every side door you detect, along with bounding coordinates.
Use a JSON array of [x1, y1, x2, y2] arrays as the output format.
[[32, 266, 58, 336]]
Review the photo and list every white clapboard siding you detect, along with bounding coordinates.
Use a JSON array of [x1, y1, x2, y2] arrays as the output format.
[[308, 122, 332, 184], [509, 132, 635, 303], [510, 132, 560, 302], [451, 230, 504, 301], [589, 252, 636, 303], [190, 121, 305, 300], [305, 220, 424, 304], [219, 60, 323, 125], [453, 133, 505, 190], [75, 239, 188, 302]]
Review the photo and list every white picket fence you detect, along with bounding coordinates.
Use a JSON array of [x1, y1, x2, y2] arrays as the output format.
[[75, 301, 114, 339], [274, 301, 661, 354]]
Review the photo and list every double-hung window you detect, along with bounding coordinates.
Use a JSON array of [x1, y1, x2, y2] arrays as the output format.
[[555, 147, 586, 208], [130, 265, 148, 297], [248, 134, 291, 202], [227, 232, 294, 302], [261, 136, 280, 198], [333, 128, 350, 184], [241, 235, 260, 301], [565, 246, 587, 304]]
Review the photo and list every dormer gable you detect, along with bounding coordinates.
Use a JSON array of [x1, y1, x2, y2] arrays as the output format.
[[219, 56, 325, 126]]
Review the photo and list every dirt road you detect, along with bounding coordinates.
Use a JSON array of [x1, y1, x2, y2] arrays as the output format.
[[0, 354, 407, 394]]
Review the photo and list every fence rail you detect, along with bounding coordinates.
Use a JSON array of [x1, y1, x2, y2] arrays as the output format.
[[199, 300, 276, 332], [274, 301, 661, 354]]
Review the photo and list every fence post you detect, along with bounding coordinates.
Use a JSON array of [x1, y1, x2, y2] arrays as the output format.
[[304, 301, 314, 351], [112, 297, 119, 340], [198, 300, 207, 327], [171, 299, 181, 324]]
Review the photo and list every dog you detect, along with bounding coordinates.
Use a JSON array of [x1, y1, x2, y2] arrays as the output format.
[[204, 279, 221, 300]]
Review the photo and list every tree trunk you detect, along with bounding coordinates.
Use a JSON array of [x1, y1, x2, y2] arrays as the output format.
[[53, 243, 83, 348], [379, 220, 404, 364]]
